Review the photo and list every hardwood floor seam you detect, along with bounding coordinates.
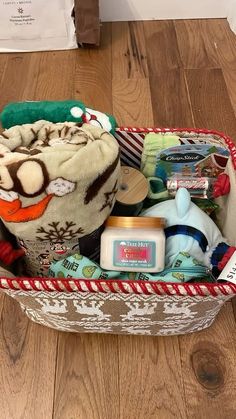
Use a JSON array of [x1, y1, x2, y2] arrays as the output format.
[[183, 69, 196, 127], [52, 332, 60, 419], [0, 294, 5, 322]]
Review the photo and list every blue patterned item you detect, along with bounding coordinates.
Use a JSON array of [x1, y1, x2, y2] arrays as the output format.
[[48, 252, 210, 283], [142, 188, 224, 267]]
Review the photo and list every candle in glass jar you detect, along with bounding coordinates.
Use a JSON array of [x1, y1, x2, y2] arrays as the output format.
[[100, 216, 166, 272]]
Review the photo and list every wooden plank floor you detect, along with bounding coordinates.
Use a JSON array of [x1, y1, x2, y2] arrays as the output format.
[[0, 18, 236, 419]]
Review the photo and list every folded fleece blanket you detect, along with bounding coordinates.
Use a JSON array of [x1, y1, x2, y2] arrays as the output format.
[[0, 122, 120, 277]]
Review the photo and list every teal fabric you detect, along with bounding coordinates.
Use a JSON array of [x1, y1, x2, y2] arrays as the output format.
[[48, 252, 210, 283]]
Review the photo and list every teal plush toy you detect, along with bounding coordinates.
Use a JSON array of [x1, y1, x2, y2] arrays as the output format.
[[142, 188, 236, 277], [0, 101, 117, 133]]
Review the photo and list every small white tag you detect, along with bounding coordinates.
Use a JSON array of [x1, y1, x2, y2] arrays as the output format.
[[218, 251, 236, 284]]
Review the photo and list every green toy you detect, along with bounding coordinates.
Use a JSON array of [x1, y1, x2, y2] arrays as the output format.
[[0, 100, 117, 133], [141, 133, 180, 177], [1, 100, 85, 128], [146, 177, 169, 201], [84, 106, 117, 133]]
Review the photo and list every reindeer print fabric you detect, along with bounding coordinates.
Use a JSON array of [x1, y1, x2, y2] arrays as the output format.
[[3, 287, 231, 336], [18, 225, 104, 276], [0, 122, 120, 275]]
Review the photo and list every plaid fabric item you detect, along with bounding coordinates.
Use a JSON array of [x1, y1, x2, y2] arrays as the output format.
[[165, 225, 208, 253], [210, 242, 231, 279], [211, 242, 229, 267]]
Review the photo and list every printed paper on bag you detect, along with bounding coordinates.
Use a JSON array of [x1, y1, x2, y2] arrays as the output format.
[[0, 0, 77, 51]]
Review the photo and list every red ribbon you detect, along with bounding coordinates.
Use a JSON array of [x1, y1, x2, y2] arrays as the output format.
[[213, 174, 230, 198], [0, 241, 25, 266], [218, 247, 236, 271]]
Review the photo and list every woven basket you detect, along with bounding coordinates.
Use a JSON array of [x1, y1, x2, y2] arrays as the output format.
[[1, 127, 236, 336]]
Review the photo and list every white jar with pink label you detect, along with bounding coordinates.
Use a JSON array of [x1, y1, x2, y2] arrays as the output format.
[[100, 216, 166, 273]]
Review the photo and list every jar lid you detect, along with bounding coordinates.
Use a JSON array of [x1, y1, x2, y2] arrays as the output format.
[[106, 216, 166, 229], [116, 166, 149, 205]]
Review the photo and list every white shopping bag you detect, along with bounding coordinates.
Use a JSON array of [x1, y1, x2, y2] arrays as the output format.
[[0, 0, 77, 52], [228, 0, 236, 34]]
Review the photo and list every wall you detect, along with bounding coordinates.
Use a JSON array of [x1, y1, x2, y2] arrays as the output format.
[[100, 0, 232, 22]]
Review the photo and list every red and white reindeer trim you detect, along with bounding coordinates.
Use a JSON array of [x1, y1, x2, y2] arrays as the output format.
[[0, 276, 236, 297]]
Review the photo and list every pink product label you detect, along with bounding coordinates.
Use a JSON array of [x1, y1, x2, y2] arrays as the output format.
[[113, 240, 156, 269]]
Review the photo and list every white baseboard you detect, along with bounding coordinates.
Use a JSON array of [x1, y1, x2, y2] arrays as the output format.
[[100, 0, 232, 22]]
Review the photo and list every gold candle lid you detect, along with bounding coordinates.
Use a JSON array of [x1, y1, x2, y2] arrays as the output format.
[[106, 216, 166, 229]]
